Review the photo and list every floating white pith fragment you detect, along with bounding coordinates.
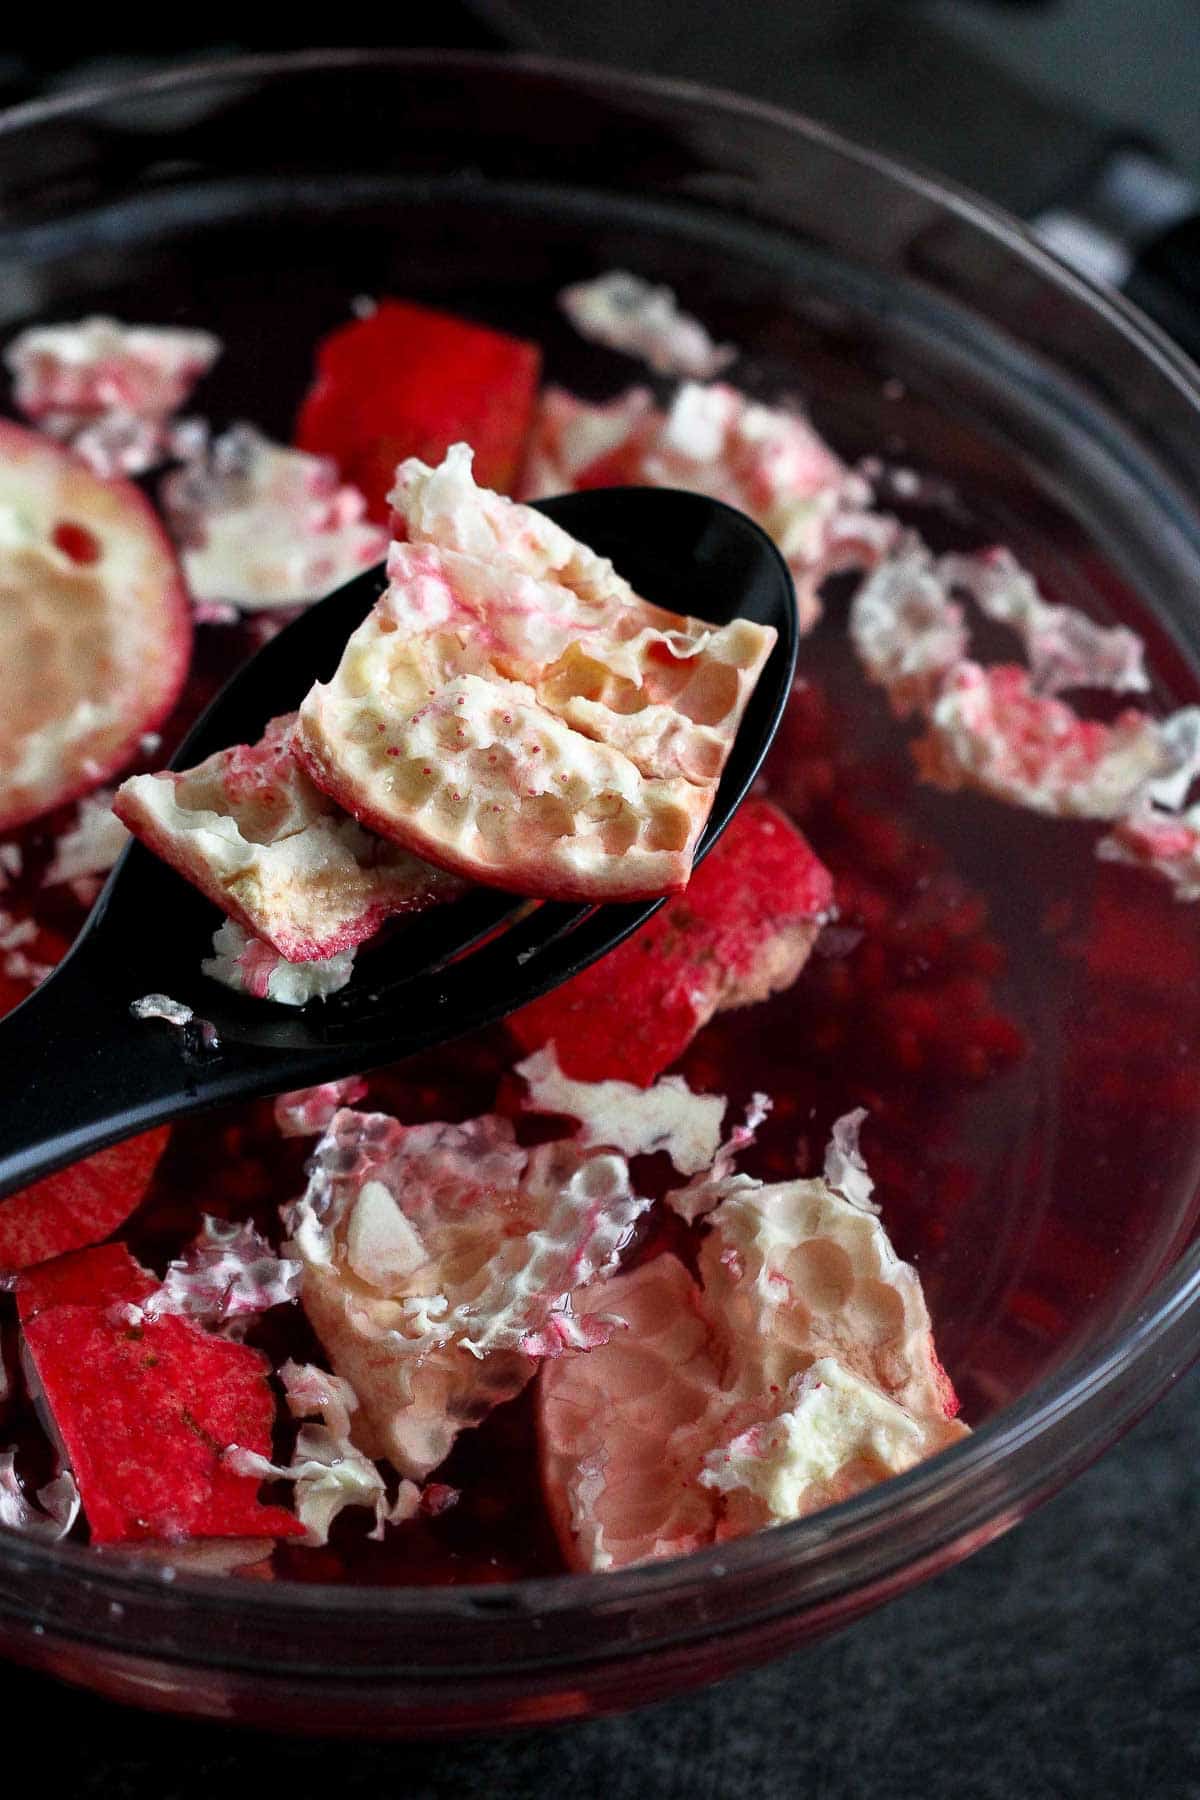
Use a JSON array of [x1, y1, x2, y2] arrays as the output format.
[[225, 1360, 416, 1545], [1090, 708, 1200, 900], [822, 1107, 878, 1213], [160, 424, 387, 610], [0, 912, 36, 952], [1097, 802, 1200, 901], [850, 541, 1200, 836], [66, 414, 209, 481], [5, 316, 219, 419], [2, 950, 52, 987], [146, 1216, 301, 1332], [559, 271, 736, 379], [516, 1044, 726, 1175], [203, 920, 355, 1006], [938, 549, 1149, 696], [1142, 708, 1200, 810], [665, 1091, 772, 1224], [913, 663, 1171, 818], [274, 1078, 370, 1138], [130, 993, 193, 1026], [42, 791, 129, 887], [699, 1357, 926, 1521], [848, 539, 968, 718], [521, 382, 895, 633], [4, 317, 220, 473], [853, 543, 1150, 713], [284, 1107, 651, 1478]]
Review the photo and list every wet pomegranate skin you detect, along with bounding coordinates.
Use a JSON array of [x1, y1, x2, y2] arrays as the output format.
[[294, 300, 542, 519]]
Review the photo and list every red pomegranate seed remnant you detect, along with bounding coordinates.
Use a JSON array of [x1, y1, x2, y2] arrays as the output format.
[[50, 520, 102, 565], [18, 1245, 304, 1544], [769, 672, 1025, 1096]]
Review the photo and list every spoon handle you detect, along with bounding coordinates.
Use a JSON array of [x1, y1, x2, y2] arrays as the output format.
[[0, 943, 213, 1199]]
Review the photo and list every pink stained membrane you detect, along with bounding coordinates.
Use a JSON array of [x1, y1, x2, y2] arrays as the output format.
[[520, 381, 897, 632]]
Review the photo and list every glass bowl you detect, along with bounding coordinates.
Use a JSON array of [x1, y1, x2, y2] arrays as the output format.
[[1, 49, 1199, 1737]]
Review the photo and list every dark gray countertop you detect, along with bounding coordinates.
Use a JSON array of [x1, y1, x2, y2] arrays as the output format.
[[10, 1364, 1200, 1796]]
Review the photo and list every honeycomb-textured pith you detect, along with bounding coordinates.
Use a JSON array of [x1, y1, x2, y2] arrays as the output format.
[[295, 445, 776, 900], [0, 418, 191, 832], [285, 1109, 651, 1480], [115, 712, 460, 961]]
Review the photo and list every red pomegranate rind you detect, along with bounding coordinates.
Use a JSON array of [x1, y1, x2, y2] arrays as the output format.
[[0, 419, 192, 832], [18, 1242, 152, 1315], [295, 299, 542, 519], [18, 1245, 303, 1544], [0, 1127, 170, 1272], [114, 714, 461, 962], [509, 800, 834, 1083]]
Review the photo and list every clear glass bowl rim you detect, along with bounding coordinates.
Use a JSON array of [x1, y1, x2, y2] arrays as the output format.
[[0, 45, 1198, 1669]]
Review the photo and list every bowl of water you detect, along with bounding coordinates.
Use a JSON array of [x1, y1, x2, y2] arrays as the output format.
[[0, 49, 1198, 1735]]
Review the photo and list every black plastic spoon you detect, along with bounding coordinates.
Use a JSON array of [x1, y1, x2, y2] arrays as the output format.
[[0, 488, 798, 1199]]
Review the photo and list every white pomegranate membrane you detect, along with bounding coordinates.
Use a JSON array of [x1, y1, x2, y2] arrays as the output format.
[[558, 271, 736, 379], [521, 380, 897, 633], [850, 538, 1200, 841], [3, 316, 219, 476], [295, 443, 776, 902], [114, 713, 460, 963], [160, 425, 387, 611]]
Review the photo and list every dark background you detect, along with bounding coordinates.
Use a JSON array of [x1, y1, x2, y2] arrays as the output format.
[[5, 6, 1200, 1794]]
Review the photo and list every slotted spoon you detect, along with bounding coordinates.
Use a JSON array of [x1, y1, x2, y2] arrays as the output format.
[[0, 487, 798, 1197]]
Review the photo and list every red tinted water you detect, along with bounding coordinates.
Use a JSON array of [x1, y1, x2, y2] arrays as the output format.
[[2, 570, 1200, 1583]]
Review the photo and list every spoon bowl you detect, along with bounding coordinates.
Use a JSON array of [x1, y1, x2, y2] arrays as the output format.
[[0, 486, 798, 1198]]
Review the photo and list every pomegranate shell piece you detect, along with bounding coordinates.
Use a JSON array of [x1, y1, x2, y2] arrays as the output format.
[[0, 419, 192, 832], [115, 713, 462, 962], [0, 1128, 171, 1273], [17, 1244, 304, 1545], [509, 798, 834, 1084], [295, 445, 776, 902]]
